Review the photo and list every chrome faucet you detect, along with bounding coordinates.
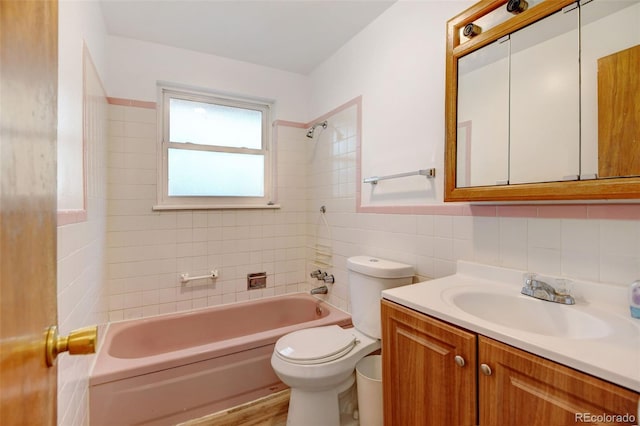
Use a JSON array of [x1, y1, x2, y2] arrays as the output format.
[[521, 274, 575, 305], [310, 285, 328, 295]]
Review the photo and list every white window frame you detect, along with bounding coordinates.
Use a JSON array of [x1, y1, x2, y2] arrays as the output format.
[[154, 85, 277, 210]]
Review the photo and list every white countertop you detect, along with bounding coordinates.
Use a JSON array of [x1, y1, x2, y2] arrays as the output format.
[[382, 261, 640, 393]]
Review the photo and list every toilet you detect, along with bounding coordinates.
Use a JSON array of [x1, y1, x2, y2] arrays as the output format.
[[271, 256, 413, 425]]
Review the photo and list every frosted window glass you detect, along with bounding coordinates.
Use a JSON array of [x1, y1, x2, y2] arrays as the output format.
[[168, 148, 264, 197], [169, 98, 262, 149]]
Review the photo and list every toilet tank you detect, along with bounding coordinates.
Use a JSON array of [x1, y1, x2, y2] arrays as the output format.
[[347, 256, 413, 339]]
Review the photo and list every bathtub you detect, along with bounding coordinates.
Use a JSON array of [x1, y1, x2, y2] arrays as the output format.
[[89, 293, 352, 426]]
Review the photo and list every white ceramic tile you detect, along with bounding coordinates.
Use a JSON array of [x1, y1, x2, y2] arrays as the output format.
[[108, 294, 123, 310], [108, 104, 126, 121], [561, 250, 599, 282], [123, 137, 155, 154], [600, 254, 639, 285], [453, 238, 474, 263], [453, 215, 473, 240], [561, 219, 599, 254], [433, 237, 453, 261], [527, 247, 562, 276], [124, 121, 155, 138], [415, 255, 435, 278], [434, 259, 456, 278], [125, 105, 156, 123], [122, 292, 143, 309], [142, 290, 159, 306], [122, 152, 156, 170], [528, 218, 562, 249], [222, 211, 237, 227], [123, 307, 143, 319], [600, 220, 639, 256], [472, 217, 500, 264], [142, 305, 160, 317], [158, 287, 176, 303], [222, 294, 236, 304], [108, 310, 124, 322], [417, 215, 434, 235], [207, 295, 222, 306], [499, 218, 528, 270], [108, 120, 125, 137]]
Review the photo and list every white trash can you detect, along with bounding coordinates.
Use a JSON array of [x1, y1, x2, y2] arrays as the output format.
[[356, 355, 383, 426]]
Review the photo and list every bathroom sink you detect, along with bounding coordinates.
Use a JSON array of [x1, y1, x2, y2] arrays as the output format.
[[444, 288, 612, 339]]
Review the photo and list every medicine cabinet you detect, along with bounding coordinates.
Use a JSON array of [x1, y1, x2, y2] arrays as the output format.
[[445, 0, 640, 202]]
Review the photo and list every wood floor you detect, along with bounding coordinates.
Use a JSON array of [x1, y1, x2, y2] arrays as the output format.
[[178, 389, 290, 426]]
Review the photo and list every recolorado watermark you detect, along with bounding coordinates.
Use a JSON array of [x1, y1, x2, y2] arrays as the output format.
[[575, 412, 637, 424]]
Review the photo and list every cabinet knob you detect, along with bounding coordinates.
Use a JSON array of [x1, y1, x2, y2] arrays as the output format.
[[480, 363, 492, 376], [454, 355, 465, 367]]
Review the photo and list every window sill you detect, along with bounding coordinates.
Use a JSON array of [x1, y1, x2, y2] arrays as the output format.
[[152, 203, 281, 211]]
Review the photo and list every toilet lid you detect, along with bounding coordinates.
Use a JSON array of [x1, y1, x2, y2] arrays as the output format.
[[275, 325, 357, 365]]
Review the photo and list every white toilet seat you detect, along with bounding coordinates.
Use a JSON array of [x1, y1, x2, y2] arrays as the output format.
[[274, 325, 357, 365]]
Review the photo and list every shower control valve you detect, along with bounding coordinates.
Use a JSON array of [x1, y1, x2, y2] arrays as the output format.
[[323, 274, 335, 284], [310, 269, 323, 278]]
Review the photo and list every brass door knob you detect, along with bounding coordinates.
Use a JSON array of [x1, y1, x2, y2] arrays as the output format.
[[45, 325, 97, 367]]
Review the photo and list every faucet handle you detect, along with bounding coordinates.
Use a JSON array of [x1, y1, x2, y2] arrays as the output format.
[[323, 274, 335, 284], [554, 278, 572, 296], [523, 273, 537, 286]]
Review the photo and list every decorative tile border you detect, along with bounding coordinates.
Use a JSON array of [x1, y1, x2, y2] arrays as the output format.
[[57, 210, 89, 226], [107, 97, 157, 109]]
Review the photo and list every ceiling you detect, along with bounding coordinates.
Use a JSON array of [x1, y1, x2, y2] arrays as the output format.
[[100, 0, 396, 75]]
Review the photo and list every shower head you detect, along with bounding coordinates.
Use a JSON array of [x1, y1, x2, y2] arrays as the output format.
[[306, 120, 328, 138]]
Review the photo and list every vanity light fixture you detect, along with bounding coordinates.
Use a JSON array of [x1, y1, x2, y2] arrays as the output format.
[[506, 0, 528, 14], [463, 23, 482, 37]]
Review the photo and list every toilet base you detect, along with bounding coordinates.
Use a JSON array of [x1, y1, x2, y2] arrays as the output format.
[[286, 373, 357, 426]]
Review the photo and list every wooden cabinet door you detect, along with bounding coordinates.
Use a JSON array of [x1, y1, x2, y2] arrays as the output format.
[[381, 300, 477, 426], [479, 336, 640, 426]]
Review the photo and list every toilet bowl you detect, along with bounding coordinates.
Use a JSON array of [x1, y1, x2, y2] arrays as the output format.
[[271, 256, 413, 426]]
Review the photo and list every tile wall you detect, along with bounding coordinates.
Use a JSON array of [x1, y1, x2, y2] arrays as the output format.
[[105, 101, 640, 320], [306, 104, 640, 312], [105, 105, 312, 320], [56, 55, 108, 425]]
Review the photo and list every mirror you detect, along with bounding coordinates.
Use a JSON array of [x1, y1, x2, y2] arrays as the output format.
[[457, 39, 509, 188], [445, 0, 640, 201], [509, 7, 579, 184]]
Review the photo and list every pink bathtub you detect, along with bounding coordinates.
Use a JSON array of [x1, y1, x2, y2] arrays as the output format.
[[89, 293, 351, 426]]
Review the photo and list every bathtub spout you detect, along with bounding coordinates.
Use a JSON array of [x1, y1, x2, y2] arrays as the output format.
[[310, 285, 328, 295]]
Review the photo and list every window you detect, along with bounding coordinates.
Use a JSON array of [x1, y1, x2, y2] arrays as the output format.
[[155, 86, 275, 209]]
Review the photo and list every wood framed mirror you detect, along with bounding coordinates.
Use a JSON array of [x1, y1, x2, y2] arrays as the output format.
[[444, 0, 640, 202]]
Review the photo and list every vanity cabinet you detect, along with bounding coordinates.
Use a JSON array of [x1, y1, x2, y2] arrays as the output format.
[[381, 299, 477, 425], [381, 299, 640, 426], [479, 336, 639, 425]]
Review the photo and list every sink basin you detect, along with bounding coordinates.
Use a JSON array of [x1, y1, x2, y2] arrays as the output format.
[[444, 288, 612, 339]]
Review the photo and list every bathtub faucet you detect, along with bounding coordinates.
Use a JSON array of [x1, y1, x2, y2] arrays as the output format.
[[310, 285, 328, 295]]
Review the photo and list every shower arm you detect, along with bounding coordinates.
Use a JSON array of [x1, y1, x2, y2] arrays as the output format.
[[306, 120, 328, 138]]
